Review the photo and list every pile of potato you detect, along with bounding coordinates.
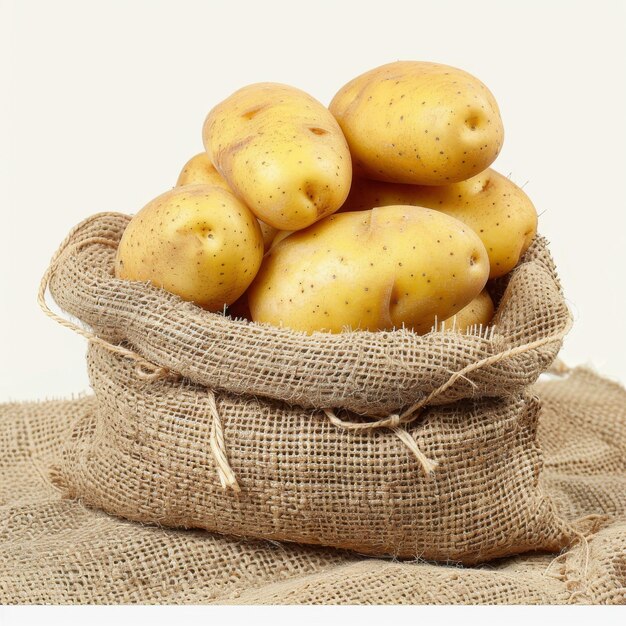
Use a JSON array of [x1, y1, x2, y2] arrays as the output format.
[[115, 61, 537, 334]]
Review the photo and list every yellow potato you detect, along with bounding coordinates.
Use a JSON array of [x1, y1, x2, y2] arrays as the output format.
[[115, 184, 264, 311], [330, 61, 504, 185], [257, 221, 279, 252], [439, 289, 494, 333], [248, 205, 489, 334], [270, 229, 293, 249], [176, 152, 231, 189], [340, 169, 537, 278], [203, 83, 352, 231], [176, 152, 278, 250]]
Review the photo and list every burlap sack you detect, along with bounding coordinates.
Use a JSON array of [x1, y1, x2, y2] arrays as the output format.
[[1, 368, 624, 604], [47, 213, 571, 416], [49, 342, 572, 564], [40, 212, 574, 564]]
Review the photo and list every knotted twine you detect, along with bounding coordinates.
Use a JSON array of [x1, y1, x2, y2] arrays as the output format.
[[323, 320, 572, 474], [39, 216, 572, 488]]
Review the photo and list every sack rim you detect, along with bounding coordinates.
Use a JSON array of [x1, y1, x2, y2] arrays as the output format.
[[46, 212, 572, 415]]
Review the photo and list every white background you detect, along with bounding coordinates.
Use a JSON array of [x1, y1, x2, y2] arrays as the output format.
[[1, 0, 625, 402]]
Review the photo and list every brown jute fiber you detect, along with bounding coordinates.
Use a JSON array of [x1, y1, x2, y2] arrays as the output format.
[[39, 212, 576, 562], [47, 213, 571, 416], [1, 368, 624, 604], [50, 342, 572, 564]]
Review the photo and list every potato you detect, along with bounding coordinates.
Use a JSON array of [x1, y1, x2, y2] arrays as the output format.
[[439, 289, 494, 333], [248, 205, 489, 334], [340, 169, 537, 278], [203, 83, 352, 231], [270, 229, 293, 249], [329, 61, 504, 185], [257, 221, 280, 252], [176, 152, 231, 189], [115, 184, 264, 311], [176, 152, 278, 251]]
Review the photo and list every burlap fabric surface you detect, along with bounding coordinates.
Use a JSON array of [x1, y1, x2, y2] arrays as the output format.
[[49, 343, 572, 563], [48, 213, 570, 415], [1, 368, 624, 604], [40, 213, 575, 563]]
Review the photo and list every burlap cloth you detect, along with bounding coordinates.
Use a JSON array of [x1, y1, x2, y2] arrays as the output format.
[[1, 367, 624, 604], [48, 343, 574, 564], [46, 213, 571, 416], [34, 213, 578, 564]]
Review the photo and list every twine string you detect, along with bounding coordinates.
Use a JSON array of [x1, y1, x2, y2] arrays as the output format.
[[391, 426, 438, 475], [38, 228, 170, 380], [206, 389, 241, 492], [323, 317, 572, 474]]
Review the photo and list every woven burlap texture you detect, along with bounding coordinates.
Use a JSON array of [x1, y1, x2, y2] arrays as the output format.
[[47, 212, 571, 416], [41, 211, 576, 563], [1, 368, 624, 604], [49, 342, 571, 563]]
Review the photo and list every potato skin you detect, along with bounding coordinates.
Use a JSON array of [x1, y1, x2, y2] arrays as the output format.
[[269, 229, 293, 249], [176, 152, 231, 189], [176, 152, 278, 250], [248, 205, 489, 334], [340, 169, 537, 278], [330, 61, 504, 185], [203, 83, 352, 231], [440, 289, 494, 332], [115, 184, 264, 311]]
